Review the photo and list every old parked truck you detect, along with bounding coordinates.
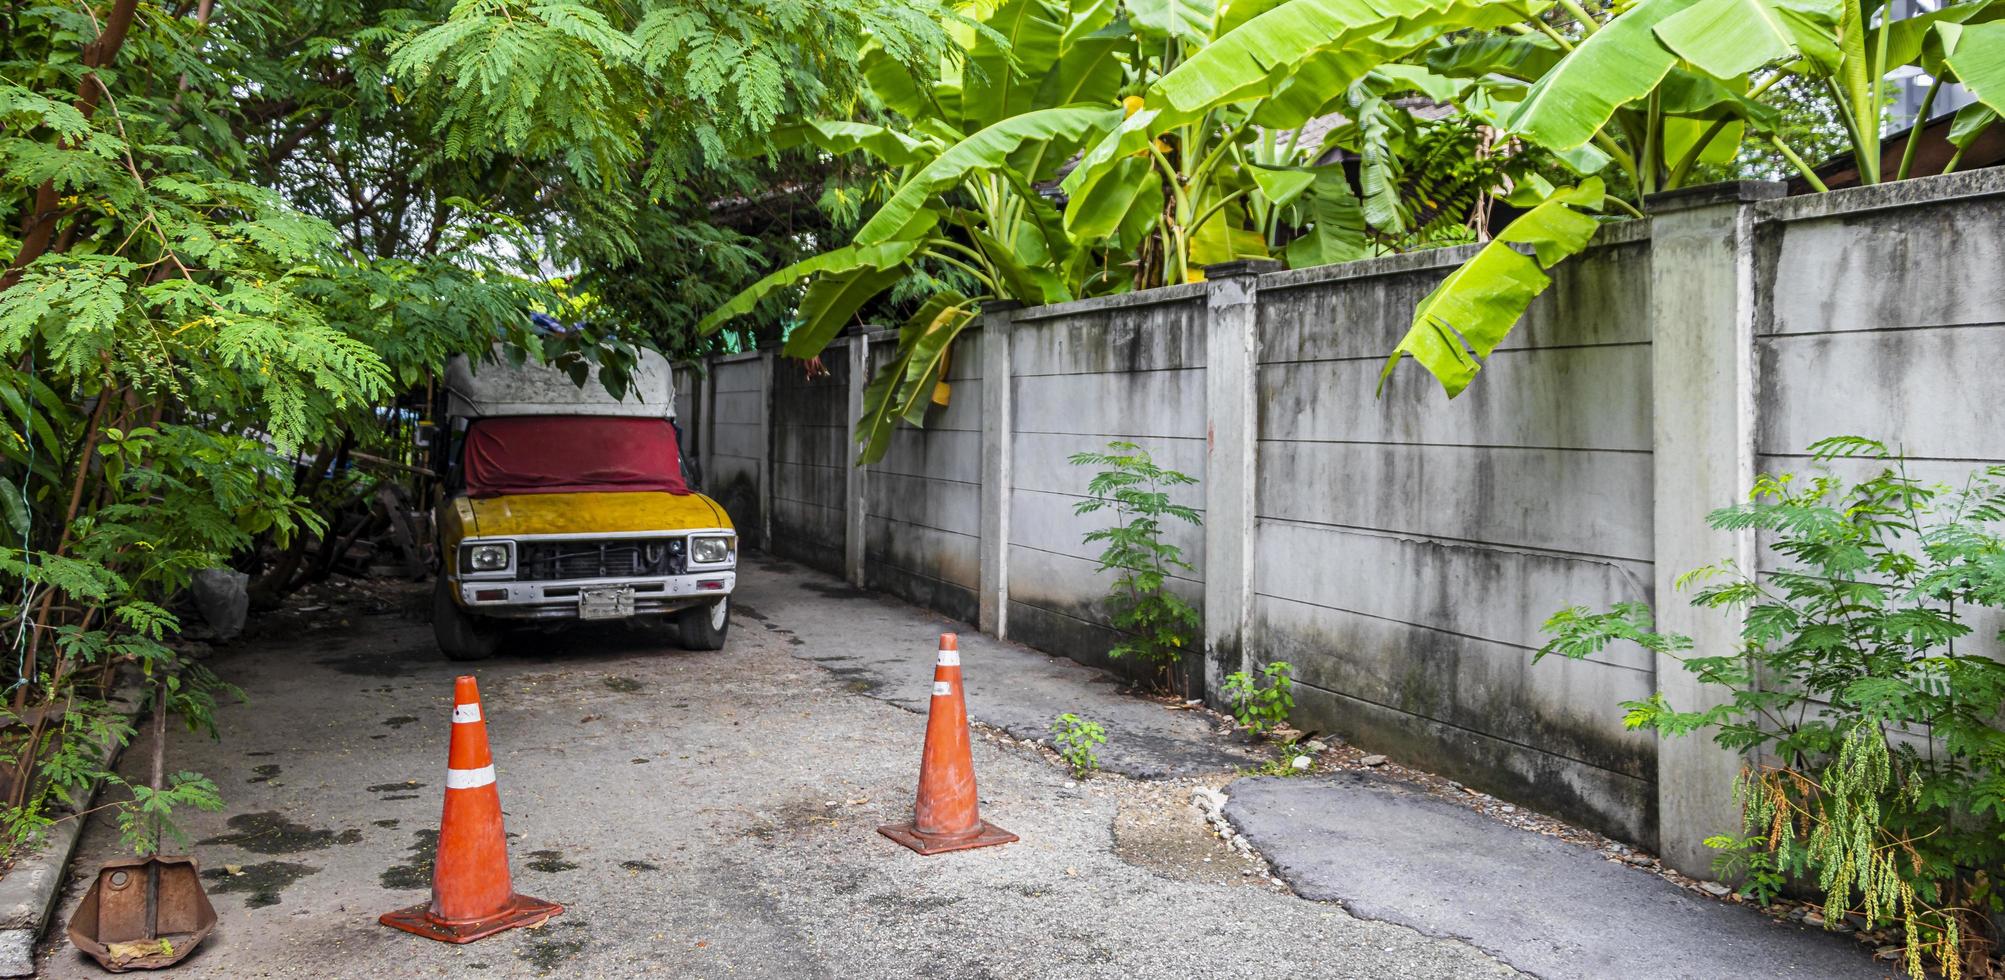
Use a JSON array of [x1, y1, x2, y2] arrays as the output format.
[[430, 347, 736, 659]]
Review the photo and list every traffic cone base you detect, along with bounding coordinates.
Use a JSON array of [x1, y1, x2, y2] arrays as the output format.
[[379, 893, 561, 945], [877, 819, 1017, 856]]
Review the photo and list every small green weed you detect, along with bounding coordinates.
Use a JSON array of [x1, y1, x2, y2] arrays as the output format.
[[1223, 661, 1295, 736], [1050, 713, 1107, 778]]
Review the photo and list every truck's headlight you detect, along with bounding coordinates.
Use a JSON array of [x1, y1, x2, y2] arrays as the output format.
[[690, 535, 734, 564], [462, 542, 511, 573]]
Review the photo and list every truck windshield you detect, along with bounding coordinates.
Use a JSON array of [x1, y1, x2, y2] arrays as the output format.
[[462, 416, 688, 498]]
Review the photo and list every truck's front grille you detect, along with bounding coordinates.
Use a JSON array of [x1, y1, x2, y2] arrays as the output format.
[[516, 538, 686, 582]]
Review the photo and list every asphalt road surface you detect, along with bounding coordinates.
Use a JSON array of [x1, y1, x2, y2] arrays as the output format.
[[40, 564, 1520, 979]]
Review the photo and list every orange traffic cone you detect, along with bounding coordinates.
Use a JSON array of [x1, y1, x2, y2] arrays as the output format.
[[878, 633, 1018, 855], [380, 675, 562, 943]]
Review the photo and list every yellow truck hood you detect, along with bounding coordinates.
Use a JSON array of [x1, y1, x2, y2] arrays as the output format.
[[459, 491, 730, 538]]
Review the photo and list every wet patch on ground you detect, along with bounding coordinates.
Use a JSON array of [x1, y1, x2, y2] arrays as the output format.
[[316, 649, 419, 678], [367, 781, 424, 794], [602, 676, 644, 694], [380, 716, 419, 729], [733, 604, 768, 622], [807, 659, 883, 696], [246, 764, 281, 784], [201, 861, 320, 909], [199, 812, 363, 854], [373, 819, 399, 829], [514, 918, 587, 974], [380, 829, 440, 890], [798, 580, 865, 598], [619, 860, 659, 873], [525, 849, 578, 873]]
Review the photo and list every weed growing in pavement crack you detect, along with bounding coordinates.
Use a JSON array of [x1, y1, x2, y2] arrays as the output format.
[[1222, 662, 1294, 736], [1051, 714, 1107, 778]]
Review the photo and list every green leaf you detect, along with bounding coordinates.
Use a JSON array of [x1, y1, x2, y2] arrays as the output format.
[[1424, 34, 1564, 81], [783, 120, 931, 166], [855, 106, 1120, 244], [966, 0, 1068, 126], [1284, 169, 1368, 268], [1151, 0, 1456, 113], [697, 234, 929, 335], [1033, 28, 1128, 110], [856, 294, 977, 464], [1652, 0, 1801, 79], [1949, 101, 1999, 149], [1129, 0, 1217, 41], [1942, 21, 2005, 116], [783, 265, 908, 358], [1247, 164, 1319, 208], [1066, 156, 1165, 239], [1379, 180, 1605, 397], [1508, 0, 1694, 151]]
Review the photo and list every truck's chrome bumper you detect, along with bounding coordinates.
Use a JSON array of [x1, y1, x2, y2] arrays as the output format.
[[455, 571, 736, 620]]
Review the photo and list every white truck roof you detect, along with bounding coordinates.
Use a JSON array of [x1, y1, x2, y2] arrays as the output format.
[[445, 346, 676, 420]]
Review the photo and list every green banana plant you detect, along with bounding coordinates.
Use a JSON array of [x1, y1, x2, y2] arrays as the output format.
[[701, 0, 1477, 460], [1136, 0, 2003, 396]]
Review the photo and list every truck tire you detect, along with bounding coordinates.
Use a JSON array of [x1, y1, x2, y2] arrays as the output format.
[[678, 597, 730, 651], [433, 577, 501, 661]]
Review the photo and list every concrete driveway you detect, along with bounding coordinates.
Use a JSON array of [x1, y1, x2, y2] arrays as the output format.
[[39, 560, 1518, 979]]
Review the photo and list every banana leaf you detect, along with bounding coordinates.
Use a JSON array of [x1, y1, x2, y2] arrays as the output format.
[[856, 293, 978, 465], [1507, 0, 1694, 151], [966, 0, 1067, 127], [1130, 0, 1217, 41], [779, 120, 932, 166], [1066, 156, 1165, 239], [1152, 0, 1458, 113], [1282, 168, 1369, 268], [696, 232, 930, 335], [1942, 21, 2005, 114], [1423, 34, 1564, 81], [783, 265, 909, 358], [856, 106, 1120, 244], [1652, 0, 1809, 79], [1379, 180, 1605, 398]]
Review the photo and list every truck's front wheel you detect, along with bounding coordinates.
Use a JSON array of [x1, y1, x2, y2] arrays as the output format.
[[433, 577, 501, 661], [678, 597, 730, 651]]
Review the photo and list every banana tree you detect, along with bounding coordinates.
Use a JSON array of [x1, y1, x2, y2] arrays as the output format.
[[1131, 0, 2004, 395], [700, 0, 1441, 460]]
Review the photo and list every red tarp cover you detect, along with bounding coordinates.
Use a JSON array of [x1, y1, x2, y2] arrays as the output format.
[[463, 416, 689, 498]]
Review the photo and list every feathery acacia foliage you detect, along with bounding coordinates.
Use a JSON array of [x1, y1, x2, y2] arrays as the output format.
[[1538, 438, 2005, 979], [3, 0, 935, 858]]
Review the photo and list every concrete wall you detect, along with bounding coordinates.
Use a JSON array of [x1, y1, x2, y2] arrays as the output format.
[[1249, 224, 1661, 844], [768, 353, 848, 574], [704, 353, 767, 547], [694, 171, 2005, 868], [1005, 287, 1210, 685], [863, 330, 986, 623]]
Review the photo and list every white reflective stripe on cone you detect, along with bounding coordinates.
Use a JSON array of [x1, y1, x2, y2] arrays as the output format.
[[452, 704, 482, 724], [937, 649, 960, 666], [445, 765, 496, 790], [932, 681, 953, 697]]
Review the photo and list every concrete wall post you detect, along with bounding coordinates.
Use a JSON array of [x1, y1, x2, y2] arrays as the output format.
[[1201, 260, 1279, 704], [698, 360, 717, 497], [844, 334, 869, 587], [756, 349, 775, 551], [978, 302, 1022, 638], [1644, 181, 1785, 876]]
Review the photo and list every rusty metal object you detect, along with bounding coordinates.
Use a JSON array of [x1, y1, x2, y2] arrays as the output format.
[[66, 855, 217, 971]]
